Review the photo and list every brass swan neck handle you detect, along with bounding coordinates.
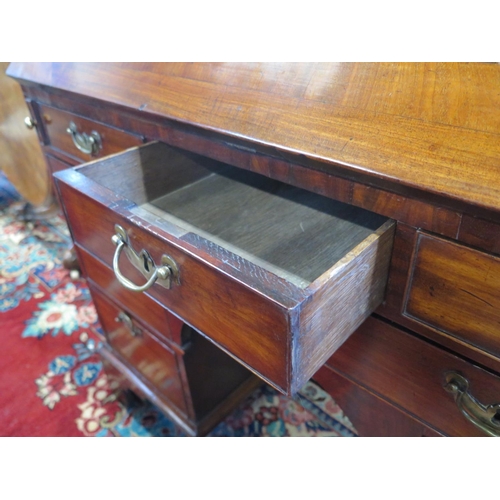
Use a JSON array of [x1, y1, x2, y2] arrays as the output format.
[[444, 371, 500, 437], [67, 121, 101, 156]]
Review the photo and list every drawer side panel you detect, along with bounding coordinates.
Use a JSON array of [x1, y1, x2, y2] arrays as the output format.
[[294, 221, 395, 392]]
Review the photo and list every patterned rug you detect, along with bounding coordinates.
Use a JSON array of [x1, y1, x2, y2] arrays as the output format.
[[0, 172, 357, 437]]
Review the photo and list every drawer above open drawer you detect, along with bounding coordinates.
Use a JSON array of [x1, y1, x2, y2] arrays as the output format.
[[54, 142, 395, 395]]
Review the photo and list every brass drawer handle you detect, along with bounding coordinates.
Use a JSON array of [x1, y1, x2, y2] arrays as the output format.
[[443, 371, 500, 436], [111, 224, 179, 293], [115, 311, 142, 337], [66, 121, 102, 156], [24, 116, 37, 129]]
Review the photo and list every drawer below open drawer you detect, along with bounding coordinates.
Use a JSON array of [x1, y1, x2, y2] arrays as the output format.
[[324, 316, 500, 436], [55, 142, 394, 395], [90, 286, 188, 418]]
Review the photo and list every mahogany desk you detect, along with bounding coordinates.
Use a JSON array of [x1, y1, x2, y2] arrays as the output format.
[[8, 62, 500, 436]]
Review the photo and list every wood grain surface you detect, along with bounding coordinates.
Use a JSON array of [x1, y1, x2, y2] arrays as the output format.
[[98, 344, 198, 435], [405, 233, 500, 359], [56, 172, 293, 391], [147, 163, 387, 287], [90, 286, 189, 416], [313, 365, 442, 437], [294, 220, 395, 392], [0, 62, 49, 206], [378, 223, 500, 376], [76, 244, 185, 348], [38, 103, 143, 161], [83, 141, 388, 287], [325, 316, 500, 436], [8, 62, 500, 216], [12, 79, 474, 232], [11, 62, 500, 434], [54, 143, 394, 395], [44, 154, 71, 206], [459, 214, 500, 256]]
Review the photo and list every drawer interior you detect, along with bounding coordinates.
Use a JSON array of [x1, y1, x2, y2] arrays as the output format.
[[81, 142, 388, 288]]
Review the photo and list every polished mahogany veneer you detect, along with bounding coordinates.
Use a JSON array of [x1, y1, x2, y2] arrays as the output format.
[[8, 63, 500, 217], [38, 104, 144, 162], [405, 234, 500, 358], [76, 244, 185, 347], [55, 142, 394, 395], [90, 287, 188, 416], [322, 316, 500, 437], [9, 62, 500, 436]]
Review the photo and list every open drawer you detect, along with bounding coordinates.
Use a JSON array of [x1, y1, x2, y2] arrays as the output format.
[[54, 142, 395, 395]]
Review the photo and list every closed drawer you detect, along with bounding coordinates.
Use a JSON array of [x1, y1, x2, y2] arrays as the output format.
[[404, 233, 500, 360], [89, 286, 188, 417], [76, 244, 185, 346], [313, 365, 441, 436], [54, 142, 395, 395], [39, 104, 143, 162], [325, 316, 500, 436]]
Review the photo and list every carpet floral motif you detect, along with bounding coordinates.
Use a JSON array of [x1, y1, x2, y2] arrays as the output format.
[[34, 332, 103, 409], [0, 192, 70, 313], [0, 173, 357, 437], [22, 282, 97, 338]]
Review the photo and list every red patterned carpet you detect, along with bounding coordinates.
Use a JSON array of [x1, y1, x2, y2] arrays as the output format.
[[0, 173, 357, 437]]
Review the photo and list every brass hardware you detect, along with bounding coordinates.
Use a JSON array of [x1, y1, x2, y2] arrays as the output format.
[[111, 224, 179, 293], [115, 311, 142, 337], [66, 121, 102, 155], [443, 371, 500, 436], [24, 116, 37, 129]]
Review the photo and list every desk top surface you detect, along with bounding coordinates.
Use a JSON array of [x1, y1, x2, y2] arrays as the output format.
[[8, 62, 500, 215]]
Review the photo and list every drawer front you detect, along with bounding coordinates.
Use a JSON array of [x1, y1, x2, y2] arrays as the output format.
[[76, 244, 185, 347], [90, 287, 188, 416], [63, 192, 291, 391], [54, 142, 394, 395], [313, 366, 441, 436], [39, 104, 143, 161], [404, 233, 500, 359], [325, 316, 500, 436]]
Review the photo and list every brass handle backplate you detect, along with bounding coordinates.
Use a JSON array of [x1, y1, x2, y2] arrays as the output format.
[[111, 224, 179, 293], [66, 121, 101, 156], [443, 371, 500, 436]]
